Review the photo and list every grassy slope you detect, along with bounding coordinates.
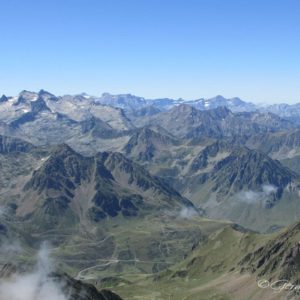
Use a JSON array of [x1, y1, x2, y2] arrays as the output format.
[[107, 224, 300, 300]]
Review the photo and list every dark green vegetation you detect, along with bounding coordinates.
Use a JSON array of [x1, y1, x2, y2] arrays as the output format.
[[2, 91, 300, 299]]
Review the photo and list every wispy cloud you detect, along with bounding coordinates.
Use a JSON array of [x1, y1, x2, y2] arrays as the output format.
[[236, 184, 278, 204], [178, 207, 198, 219], [0, 243, 68, 300]]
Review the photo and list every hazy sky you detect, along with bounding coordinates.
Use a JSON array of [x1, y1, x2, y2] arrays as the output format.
[[1, 0, 300, 103]]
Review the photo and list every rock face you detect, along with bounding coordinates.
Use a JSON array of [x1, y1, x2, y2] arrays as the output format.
[[30, 96, 51, 113], [24, 144, 92, 193], [0, 135, 35, 154], [239, 222, 300, 283]]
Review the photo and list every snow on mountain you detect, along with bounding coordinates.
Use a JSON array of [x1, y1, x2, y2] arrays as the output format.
[[3, 90, 300, 124]]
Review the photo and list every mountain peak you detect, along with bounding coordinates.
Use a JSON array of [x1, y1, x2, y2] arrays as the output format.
[[0, 95, 8, 103], [38, 89, 59, 102], [38, 89, 54, 97], [38, 89, 50, 95], [30, 96, 51, 113], [208, 95, 227, 102], [213, 147, 296, 197], [14, 90, 38, 105], [51, 143, 78, 157], [18, 90, 37, 98]]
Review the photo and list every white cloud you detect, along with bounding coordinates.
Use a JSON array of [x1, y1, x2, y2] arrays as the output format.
[[178, 207, 198, 219], [236, 185, 278, 204], [262, 184, 277, 195], [0, 243, 68, 300]]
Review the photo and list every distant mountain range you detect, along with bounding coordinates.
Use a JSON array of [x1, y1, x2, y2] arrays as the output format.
[[76, 92, 258, 112], [0, 90, 297, 152], [2, 90, 300, 120]]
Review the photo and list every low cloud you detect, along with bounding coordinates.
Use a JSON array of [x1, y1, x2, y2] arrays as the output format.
[[262, 184, 277, 194], [160, 206, 199, 219], [236, 184, 278, 204], [0, 243, 68, 300], [178, 207, 198, 219]]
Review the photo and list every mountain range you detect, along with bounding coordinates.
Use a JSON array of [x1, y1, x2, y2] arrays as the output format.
[[2, 89, 300, 119], [2, 90, 300, 299]]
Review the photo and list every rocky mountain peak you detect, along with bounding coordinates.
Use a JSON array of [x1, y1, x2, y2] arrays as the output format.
[[50, 143, 82, 159], [38, 89, 58, 101], [30, 96, 51, 113], [211, 95, 227, 101], [0, 95, 8, 103]]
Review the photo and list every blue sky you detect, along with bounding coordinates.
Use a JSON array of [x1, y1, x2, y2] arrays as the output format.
[[1, 0, 300, 103]]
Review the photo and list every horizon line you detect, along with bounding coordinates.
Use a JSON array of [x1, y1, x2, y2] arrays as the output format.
[[1, 89, 299, 106]]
